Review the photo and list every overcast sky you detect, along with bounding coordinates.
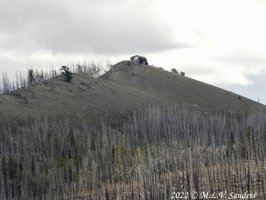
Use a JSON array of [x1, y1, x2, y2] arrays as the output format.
[[0, 0, 265, 104]]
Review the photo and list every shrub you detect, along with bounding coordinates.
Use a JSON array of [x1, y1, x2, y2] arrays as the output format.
[[171, 68, 178, 73]]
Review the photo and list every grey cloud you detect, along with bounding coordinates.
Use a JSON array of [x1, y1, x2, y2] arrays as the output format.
[[0, 0, 181, 55]]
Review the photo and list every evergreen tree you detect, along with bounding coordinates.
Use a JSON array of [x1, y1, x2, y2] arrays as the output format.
[[60, 66, 73, 82]]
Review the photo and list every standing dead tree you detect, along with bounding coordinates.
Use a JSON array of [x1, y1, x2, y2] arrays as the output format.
[[2, 72, 10, 93], [27, 69, 45, 86], [28, 69, 34, 86]]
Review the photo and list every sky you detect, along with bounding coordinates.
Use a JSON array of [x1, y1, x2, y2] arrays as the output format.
[[0, 0, 265, 104]]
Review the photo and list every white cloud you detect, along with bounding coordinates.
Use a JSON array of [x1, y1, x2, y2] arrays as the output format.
[[155, 0, 266, 48], [146, 48, 254, 86]]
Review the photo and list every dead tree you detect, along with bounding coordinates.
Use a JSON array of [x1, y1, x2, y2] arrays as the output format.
[[28, 69, 34, 86]]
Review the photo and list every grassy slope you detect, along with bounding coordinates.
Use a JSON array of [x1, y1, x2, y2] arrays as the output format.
[[0, 60, 264, 126], [102, 61, 264, 111]]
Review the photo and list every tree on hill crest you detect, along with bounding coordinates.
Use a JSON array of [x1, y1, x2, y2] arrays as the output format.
[[61, 66, 73, 83]]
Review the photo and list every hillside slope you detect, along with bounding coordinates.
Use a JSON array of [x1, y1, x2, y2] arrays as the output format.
[[0, 60, 264, 126], [101, 61, 264, 112]]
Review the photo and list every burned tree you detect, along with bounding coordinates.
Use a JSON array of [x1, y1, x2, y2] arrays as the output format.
[[28, 69, 34, 86], [27, 69, 45, 85]]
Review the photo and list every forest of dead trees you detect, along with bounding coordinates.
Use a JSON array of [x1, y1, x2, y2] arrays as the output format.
[[0, 104, 266, 199], [0, 61, 108, 94]]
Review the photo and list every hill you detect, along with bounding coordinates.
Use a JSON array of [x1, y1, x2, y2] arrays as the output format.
[[0, 60, 264, 126], [1, 60, 266, 199]]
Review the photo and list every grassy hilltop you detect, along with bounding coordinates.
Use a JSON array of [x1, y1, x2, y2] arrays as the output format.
[[0, 60, 264, 124], [0, 61, 266, 199]]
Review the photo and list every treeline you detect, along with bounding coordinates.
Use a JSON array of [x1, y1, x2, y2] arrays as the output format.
[[0, 105, 266, 199], [1, 61, 112, 94]]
